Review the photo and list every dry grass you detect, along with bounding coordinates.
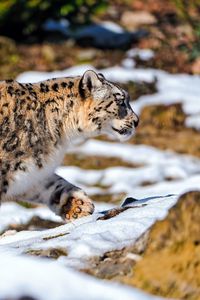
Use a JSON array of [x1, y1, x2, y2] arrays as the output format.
[[63, 153, 140, 169]]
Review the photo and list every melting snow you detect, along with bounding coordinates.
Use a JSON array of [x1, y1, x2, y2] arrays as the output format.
[[61, 140, 200, 197], [127, 48, 154, 60]]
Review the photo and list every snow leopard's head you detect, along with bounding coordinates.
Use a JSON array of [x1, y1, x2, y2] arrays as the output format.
[[78, 70, 139, 141]]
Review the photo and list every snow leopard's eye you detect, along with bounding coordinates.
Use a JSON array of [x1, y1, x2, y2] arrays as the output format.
[[98, 73, 105, 80], [118, 99, 126, 107], [114, 92, 125, 101]]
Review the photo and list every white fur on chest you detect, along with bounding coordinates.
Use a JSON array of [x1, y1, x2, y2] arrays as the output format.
[[7, 146, 66, 197]]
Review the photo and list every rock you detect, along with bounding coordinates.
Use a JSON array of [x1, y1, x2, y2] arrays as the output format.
[[20, 297, 36, 300], [121, 11, 157, 30], [73, 22, 148, 49], [124, 191, 200, 299], [43, 19, 148, 49], [3, 216, 64, 233], [122, 197, 138, 206], [97, 206, 130, 221], [83, 232, 149, 280], [27, 247, 67, 259], [5, 297, 37, 300]]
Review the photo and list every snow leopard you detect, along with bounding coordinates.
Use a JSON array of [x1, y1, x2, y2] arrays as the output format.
[[0, 70, 139, 221]]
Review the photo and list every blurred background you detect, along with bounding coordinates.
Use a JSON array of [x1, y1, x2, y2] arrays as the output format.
[[0, 0, 200, 77], [0, 1, 200, 299]]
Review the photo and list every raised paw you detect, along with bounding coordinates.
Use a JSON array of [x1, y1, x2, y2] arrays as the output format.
[[59, 190, 94, 221]]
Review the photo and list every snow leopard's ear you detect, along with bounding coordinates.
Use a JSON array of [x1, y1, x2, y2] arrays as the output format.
[[79, 70, 102, 95]]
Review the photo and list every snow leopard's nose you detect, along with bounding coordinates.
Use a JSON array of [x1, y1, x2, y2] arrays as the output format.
[[134, 117, 139, 128]]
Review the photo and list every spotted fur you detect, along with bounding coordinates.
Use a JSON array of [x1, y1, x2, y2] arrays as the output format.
[[0, 70, 138, 221]]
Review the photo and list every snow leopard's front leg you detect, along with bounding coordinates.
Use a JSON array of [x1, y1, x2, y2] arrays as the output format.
[[26, 174, 94, 221]]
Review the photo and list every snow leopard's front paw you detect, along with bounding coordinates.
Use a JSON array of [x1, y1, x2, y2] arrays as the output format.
[[61, 190, 94, 221], [58, 189, 94, 221]]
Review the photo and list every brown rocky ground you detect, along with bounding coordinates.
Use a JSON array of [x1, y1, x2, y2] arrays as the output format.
[[0, 36, 124, 80], [63, 153, 140, 169], [131, 103, 200, 157], [121, 191, 200, 299]]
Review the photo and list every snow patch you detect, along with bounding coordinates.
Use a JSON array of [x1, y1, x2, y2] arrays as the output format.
[[0, 194, 178, 270], [127, 48, 154, 60], [0, 253, 160, 300]]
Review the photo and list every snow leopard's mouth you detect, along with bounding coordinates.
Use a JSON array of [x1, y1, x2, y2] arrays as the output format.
[[111, 126, 132, 135]]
